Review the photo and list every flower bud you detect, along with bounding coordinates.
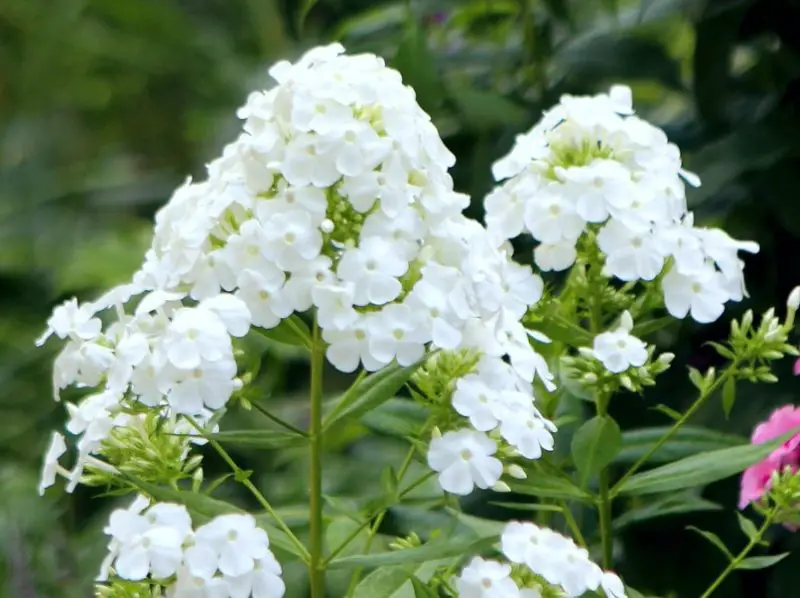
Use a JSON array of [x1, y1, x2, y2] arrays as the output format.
[[582, 372, 598, 384], [657, 352, 675, 366], [620, 375, 634, 391], [788, 286, 800, 311], [431, 426, 442, 439], [507, 464, 527, 480], [492, 481, 511, 493]]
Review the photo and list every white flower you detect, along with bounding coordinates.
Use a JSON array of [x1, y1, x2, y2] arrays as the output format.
[[662, 265, 729, 323], [590, 312, 648, 373], [225, 551, 286, 598], [194, 514, 269, 577], [337, 237, 408, 306], [322, 317, 383, 373], [534, 241, 577, 271], [164, 357, 239, 414], [198, 294, 252, 338], [312, 283, 358, 330], [168, 567, 231, 598], [367, 303, 428, 366], [451, 374, 505, 432], [261, 209, 323, 271], [454, 557, 521, 598], [597, 219, 665, 282], [523, 190, 585, 244], [38, 432, 67, 495], [498, 406, 556, 460], [165, 308, 231, 370], [427, 429, 503, 495], [236, 269, 293, 329], [36, 298, 102, 346]]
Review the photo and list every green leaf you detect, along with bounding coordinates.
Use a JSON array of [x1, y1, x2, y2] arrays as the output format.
[[686, 526, 733, 559], [736, 553, 790, 571], [410, 577, 438, 597], [631, 316, 674, 337], [688, 366, 705, 391], [651, 404, 684, 421], [536, 315, 593, 346], [254, 315, 312, 349], [205, 429, 306, 449], [722, 377, 736, 419], [617, 430, 797, 496], [490, 502, 563, 513], [510, 474, 593, 503], [615, 426, 747, 465], [444, 508, 505, 538], [360, 399, 430, 438], [391, 22, 443, 112], [451, 87, 528, 131], [736, 512, 760, 542], [613, 494, 722, 531], [571, 416, 622, 487], [554, 32, 683, 90], [354, 558, 452, 598], [354, 568, 414, 598], [324, 357, 429, 430], [328, 535, 497, 569]]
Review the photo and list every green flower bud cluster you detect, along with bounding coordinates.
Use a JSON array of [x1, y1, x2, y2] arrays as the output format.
[[709, 307, 799, 384], [323, 186, 369, 250], [561, 348, 674, 396], [83, 411, 202, 488], [411, 349, 482, 429], [760, 466, 800, 528], [95, 581, 162, 598], [512, 564, 565, 598]]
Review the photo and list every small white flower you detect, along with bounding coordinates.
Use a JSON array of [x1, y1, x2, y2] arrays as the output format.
[[194, 513, 269, 577], [236, 269, 293, 330], [38, 432, 67, 495], [662, 265, 729, 323], [165, 308, 231, 370], [36, 298, 102, 346], [454, 557, 521, 598], [337, 237, 408, 306], [367, 303, 428, 366], [427, 429, 503, 495], [590, 312, 648, 373]]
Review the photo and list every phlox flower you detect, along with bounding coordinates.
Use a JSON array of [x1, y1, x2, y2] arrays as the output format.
[[740, 404, 800, 509]]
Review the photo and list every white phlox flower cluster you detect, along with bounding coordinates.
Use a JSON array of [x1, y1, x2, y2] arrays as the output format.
[[36, 284, 235, 494], [587, 311, 647, 374], [428, 354, 556, 495], [455, 521, 626, 598], [99, 496, 284, 598], [37, 43, 557, 498], [485, 85, 759, 323]]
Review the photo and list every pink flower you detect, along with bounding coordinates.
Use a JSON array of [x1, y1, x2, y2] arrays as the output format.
[[739, 405, 800, 509], [793, 358, 800, 376]]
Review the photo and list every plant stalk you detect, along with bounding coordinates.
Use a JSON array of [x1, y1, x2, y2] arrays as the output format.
[[699, 508, 777, 598], [309, 318, 325, 598]]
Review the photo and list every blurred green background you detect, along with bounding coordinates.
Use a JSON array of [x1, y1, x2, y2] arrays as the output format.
[[2, 0, 800, 596]]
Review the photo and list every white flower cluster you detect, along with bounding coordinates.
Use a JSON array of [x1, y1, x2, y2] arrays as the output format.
[[485, 85, 758, 323], [36, 287, 234, 493], [37, 43, 556, 498], [455, 521, 625, 597], [428, 354, 556, 495], [99, 496, 284, 598], [587, 311, 647, 374]]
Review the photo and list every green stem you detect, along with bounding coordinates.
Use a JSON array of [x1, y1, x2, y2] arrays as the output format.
[[559, 500, 587, 548], [699, 508, 778, 598], [611, 363, 739, 497], [309, 319, 326, 598], [597, 467, 613, 568], [340, 472, 434, 598], [185, 419, 309, 560]]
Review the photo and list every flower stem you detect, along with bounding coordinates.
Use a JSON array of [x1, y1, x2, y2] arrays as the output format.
[[183, 417, 310, 560], [611, 363, 738, 497], [699, 508, 777, 598], [309, 318, 326, 598]]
